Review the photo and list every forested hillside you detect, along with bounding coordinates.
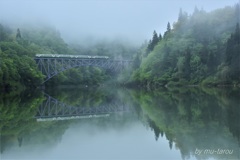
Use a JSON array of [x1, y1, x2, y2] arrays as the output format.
[[0, 23, 137, 90], [0, 24, 44, 90], [131, 4, 240, 87], [0, 24, 107, 89]]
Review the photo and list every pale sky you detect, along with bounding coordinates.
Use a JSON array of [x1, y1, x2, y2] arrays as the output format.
[[0, 0, 238, 44]]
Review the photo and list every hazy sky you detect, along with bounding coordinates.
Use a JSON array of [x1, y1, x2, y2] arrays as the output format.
[[0, 0, 238, 44]]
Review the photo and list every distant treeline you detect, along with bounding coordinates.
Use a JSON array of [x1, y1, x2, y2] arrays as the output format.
[[0, 23, 137, 90], [129, 3, 240, 87]]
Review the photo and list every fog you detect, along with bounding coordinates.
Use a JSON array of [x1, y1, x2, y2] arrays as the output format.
[[0, 0, 238, 44]]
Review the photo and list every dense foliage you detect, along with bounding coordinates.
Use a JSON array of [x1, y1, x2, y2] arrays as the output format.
[[131, 4, 240, 87], [0, 23, 138, 89], [0, 24, 45, 90]]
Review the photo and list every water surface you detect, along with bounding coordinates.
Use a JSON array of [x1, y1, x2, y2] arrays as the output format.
[[1, 87, 239, 160]]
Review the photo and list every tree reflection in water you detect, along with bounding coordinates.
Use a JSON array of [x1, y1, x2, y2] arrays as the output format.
[[133, 87, 240, 160], [0, 87, 239, 160]]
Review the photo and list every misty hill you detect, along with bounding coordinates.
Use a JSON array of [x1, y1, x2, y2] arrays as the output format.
[[69, 38, 138, 60], [131, 4, 240, 87], [0, 23, 137, 89]]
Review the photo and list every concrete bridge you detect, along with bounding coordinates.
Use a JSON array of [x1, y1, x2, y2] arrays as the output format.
[[35, 93, 133, 121], [34, 54, 132, 83]]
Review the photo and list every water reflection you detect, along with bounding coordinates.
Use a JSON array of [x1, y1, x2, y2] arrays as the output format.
[[131, 87, 240, 160], [0, 87, 239, 160], [36, 92, 132, 121]]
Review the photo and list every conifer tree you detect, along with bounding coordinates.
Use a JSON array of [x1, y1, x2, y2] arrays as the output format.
[[147, 39, 152, 53], [225, 23, 240, 80], [178, 8, 183, 22], [147, 30, 159, 53], [159, 33, 162, 41], [164, 22, 171, 38], [167, 22, 171, 32], [151, 30, 159, 48], [16, 28, 21, 39], [177, 9, 188, 25]]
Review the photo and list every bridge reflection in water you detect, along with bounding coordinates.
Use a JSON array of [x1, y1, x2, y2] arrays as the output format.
[[35, 93, 133, 121]]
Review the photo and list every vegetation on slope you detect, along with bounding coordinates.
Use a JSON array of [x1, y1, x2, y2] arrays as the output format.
[[0, 24, 137, 89], [130, 4, 240, 87]]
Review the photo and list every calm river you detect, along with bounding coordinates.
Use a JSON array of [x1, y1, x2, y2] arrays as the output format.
[[1, 86, 239, 160]]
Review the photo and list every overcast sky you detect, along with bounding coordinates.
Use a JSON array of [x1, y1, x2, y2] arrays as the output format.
[[0, 0, 238, 44]]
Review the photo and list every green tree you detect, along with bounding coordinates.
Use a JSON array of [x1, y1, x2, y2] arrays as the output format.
[[159, 33, 162, 41], [163, 22, 171, 39], [16, 28, 21, 39], [175, 8, 188, 31], [147, 30, 159, 53], [225, 23, 240, 81]]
